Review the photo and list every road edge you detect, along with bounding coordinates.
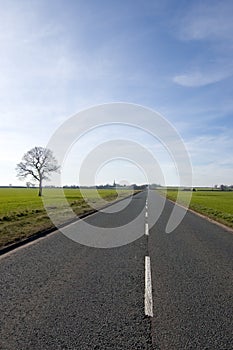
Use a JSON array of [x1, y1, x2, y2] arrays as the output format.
[[165, 196, 233, 234], [0, 191, 142, 256]]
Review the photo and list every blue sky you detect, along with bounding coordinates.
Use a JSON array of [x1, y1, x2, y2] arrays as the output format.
[[0, 0, 233, 186]]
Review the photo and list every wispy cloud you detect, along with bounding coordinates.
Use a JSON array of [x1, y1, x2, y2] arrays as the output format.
[[173, 69, 233, 87], [176, 1, 233, 42], [172, 1, 233, 87]]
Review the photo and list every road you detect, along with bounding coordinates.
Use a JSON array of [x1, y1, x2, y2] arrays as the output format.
[[0, 191, 233, 349]]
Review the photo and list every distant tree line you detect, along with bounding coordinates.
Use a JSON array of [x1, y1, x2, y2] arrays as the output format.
[[63, 183, 148, 190], [217, 184, 233, 191]]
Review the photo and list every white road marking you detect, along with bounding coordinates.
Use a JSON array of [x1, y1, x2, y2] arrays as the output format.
[[145, 256, 153, 317], [145, 223, 149, 236], [145, 211, 148, 218]]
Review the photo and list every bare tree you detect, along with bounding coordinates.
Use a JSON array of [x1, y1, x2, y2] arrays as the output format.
[[16, 146, 60, 196]]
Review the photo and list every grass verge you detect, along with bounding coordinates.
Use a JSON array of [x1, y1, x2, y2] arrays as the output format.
[[0, 188, 133, 248], [158, 189, 233, 229]]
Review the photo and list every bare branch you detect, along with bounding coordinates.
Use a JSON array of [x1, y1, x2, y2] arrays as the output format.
[[16, 146, 60, 196]]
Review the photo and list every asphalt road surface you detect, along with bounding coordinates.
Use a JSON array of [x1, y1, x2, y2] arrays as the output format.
[[0, 191, 233, 349]]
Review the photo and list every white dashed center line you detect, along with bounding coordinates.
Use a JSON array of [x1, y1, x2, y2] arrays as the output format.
[[145, 256, 153, 317], [145, 223, 149, 236]]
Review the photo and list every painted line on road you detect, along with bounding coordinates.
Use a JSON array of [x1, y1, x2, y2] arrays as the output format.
[[145, 223, 149, 236], [145, 256, 153, 317], [145, 211, 148, 218]]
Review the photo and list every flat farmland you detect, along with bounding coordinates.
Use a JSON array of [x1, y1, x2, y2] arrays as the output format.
[[159, 189, 233, 229], [0, 188, 132, 248]]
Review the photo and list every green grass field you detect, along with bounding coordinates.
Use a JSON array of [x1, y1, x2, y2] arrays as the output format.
[[0, 188, 132, 248], [159, 189, 233, 229]]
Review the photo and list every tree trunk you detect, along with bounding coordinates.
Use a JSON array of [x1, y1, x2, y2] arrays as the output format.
[[38, 178, 42, 196]]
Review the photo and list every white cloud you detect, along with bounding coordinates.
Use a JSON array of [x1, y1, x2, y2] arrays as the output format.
[[176, 1, 233, 42], [172, 1, 233, 87], [173, 69, 232, 87]]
